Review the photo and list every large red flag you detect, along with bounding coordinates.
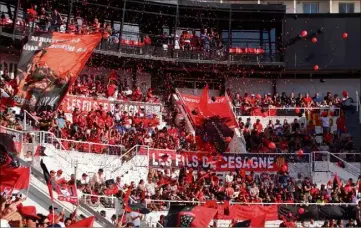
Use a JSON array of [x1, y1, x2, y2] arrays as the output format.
[[198, 85, 209, 117], [69, 216, 95, 227], [250, 214, 266, 227], [0, 167, 30, 194]]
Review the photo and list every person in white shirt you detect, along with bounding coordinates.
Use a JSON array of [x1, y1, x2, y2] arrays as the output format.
[[249, 182, 259, 198], [320, 114, 330, 134], [145, 179, 156, 196], [225, 172, 233, 184], [91, 168, 105, 187], [80, 173, 89, 185], [144, 134, 153, 145], [123, 87, 133, 97], [129, 211, 141, 227], [115, 176, 123, 191]]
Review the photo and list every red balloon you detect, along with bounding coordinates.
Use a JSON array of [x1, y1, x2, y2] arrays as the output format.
[[268, 142, 276, 149], [295, 108, 300, 114], [298, 208, 305, 215], [342, 33, 348, 39], [225, 137, 232, 143], [281, 165, 288, 172], [247, 159, 253, 165], [297, 149, 304, 156], [342, 90, 348, 98], [300, 30, 308, 37], [313, 65, 319, 71], [311, 37, 317, 43]]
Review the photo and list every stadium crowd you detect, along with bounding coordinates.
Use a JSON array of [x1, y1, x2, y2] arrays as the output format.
[[40, 164, 361, 227], [229, 90, 350, 116], [0, 195, 80, 228], [0, 3, 360, 227]]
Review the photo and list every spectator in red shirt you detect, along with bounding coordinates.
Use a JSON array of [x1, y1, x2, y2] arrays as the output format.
[[253, 119, 263, 132]]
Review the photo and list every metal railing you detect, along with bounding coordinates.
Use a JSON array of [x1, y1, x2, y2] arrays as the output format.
[[0, 18, 282, 64], [312, 151, 360, 178], [58, 138, 125, 156], [80, 193, 118, 209], [232, 106, 341, 117], [145, 199, 358, 211], [110, 145, 144, 174], [172, 90, 196, 136], [63, 95, 163, 116], [23, 110, 39, 131]]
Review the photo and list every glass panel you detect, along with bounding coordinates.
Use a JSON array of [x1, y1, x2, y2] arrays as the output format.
[[339, 3, 347, 13], [303, 3, 318, 14], [347, 3, 355, 13], [311, 3, 319, 13]]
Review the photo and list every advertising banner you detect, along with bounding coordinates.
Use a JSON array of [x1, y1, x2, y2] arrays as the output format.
[[61, 95, 162, 117], [140, 147, 291, 172]]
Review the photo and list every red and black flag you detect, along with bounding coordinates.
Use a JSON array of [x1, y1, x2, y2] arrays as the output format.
[[165, 205, 218, 227], [40, 159, 54, 202], [124, 203, 151, 214], [232, 214, 266, 227], [14, 32, 101, 112]]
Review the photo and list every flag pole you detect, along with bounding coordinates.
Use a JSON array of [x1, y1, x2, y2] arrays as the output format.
[[119, 210, 125, 227], [25, 166, 31, 198]]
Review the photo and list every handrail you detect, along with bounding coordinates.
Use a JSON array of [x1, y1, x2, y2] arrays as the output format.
[[23, 110, 39, 131], [233, 106, 341, 110], [65, 94, 163, 106], [58, 138, 125, 149], [173, 89, 196, 136], [110, 145, 140, 173], [147, 199, 357, 206], [16, 156, 115, 227], [314, 151, 360, 177]]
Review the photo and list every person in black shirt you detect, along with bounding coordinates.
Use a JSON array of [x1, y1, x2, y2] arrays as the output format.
[[291, 118, 300, 133], [39, 114, 52, 131]]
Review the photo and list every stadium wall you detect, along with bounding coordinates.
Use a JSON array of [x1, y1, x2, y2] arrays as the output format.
[[225, 77, 360, 98], [283, 14, 361, 71]]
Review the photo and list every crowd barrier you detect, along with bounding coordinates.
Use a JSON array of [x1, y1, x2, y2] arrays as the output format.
[[58, 138, 125, 155], [0, 18, 281, 64], [232, 106, 341, 118], [80, 193, 118, 209], [62, 95, 163, 119], [312, 151, 360, 178], [145, 199, 358, 211]]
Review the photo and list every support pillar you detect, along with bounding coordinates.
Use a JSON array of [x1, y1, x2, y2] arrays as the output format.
[[118, 0, 127, 52]]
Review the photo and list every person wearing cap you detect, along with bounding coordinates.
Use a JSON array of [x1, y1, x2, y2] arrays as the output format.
[[80, 173, 89, 185], [55, 169, 66, 185], [19, 206, 41, 227], [47, 205, 64, 226], [91, 168, 105, 187], [49, 170, 56, 180]]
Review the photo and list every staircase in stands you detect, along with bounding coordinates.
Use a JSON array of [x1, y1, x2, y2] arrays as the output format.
[[312, 151, 360, 184]]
